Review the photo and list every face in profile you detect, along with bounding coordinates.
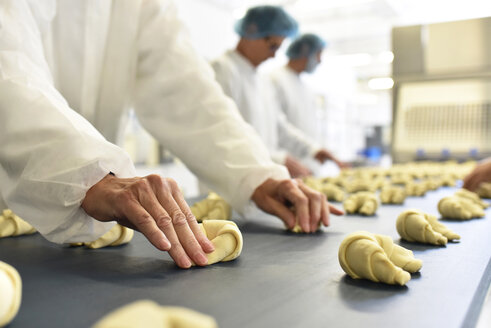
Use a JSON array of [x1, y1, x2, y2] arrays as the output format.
[[257, 36, 286, 63]]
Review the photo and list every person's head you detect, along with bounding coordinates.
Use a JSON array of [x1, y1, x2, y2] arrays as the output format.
[[286, 33, 327, 73], [235, 6, 298, 67]]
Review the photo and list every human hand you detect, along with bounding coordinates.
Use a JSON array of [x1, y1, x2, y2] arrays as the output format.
[[314, 149, 351, 169], [463, 160, 491, 191], [285, 155, 312, 178], [251, 178, 344, 233], [82, 174, 215, 268]]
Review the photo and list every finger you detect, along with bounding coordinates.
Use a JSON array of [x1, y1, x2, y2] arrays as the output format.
[[153, 190, 209, 267], [320, 196, 330, 227], [279, 180, 310, 233], [138, 191, 193, 268], [267, 197, 296, 229], [122, 200, 171, 251], [298, 182, 322, 233], [329, 204, 345, 216], [463, 174, 477, 191], [172, 190, 215, 253]]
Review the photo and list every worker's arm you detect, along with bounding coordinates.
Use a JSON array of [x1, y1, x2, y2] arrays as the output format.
[[0, 0, 135, 243], [0, 1, 215, 269], [132, 0, 342, 232]]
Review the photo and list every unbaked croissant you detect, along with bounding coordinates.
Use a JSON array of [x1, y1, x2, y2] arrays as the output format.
[[343, 179, 375, 193], [199, 220, 242, 264], [380, 186, 406, 204], [0, 209, 36, 238], [92, 300, 217, 328], [0, 261, 21, 327], [438, 196, 485, 220], [338, 231, 422, 285], [405, 181, 427, 197], [304, 177, 345, 202], [343, 192, 378, 215], [396, 209, 460, 245], [72, 224, 134, 249], [190, 193, 231, 222], [454, 189, 489, 209]]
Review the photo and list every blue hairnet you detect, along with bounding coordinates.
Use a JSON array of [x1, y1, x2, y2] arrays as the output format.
[[286, 34, 327, 59], [235, 6, 298, 39]]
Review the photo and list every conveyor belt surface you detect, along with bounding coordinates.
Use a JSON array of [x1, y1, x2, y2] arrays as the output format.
[[0, 187, 490, 328]]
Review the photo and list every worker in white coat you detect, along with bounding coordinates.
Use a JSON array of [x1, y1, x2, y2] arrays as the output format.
[[212, 6, 344, 178], [0, 0, 343, 269], [269, 33, 348, 168]]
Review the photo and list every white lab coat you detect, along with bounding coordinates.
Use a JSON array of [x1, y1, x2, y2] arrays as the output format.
[[211, 50, 320, 165], [0, 0, 288, 244], [269, 66, 320, 141]]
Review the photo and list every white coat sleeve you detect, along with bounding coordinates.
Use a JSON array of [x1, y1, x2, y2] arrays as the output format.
[[276, 107, 321, 159], [0, 1, 136, 243], [133, 0, 289, 214]]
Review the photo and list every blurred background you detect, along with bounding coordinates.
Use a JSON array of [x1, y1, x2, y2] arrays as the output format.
[[126, 0, 491, 196]]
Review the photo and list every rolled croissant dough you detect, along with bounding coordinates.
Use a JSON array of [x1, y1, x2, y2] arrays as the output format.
[[380, 185, 406, 204], [92, 300, 217, 328], [190, 193, 231, 222], [396, 209, 460, 245], [343, 192, 378, 215], [199, 220, 243, 264], [438, 196, 485, 220], [0, 261, 21, 327], [0, 209, 36, 238], [338, 231, 422, 285]]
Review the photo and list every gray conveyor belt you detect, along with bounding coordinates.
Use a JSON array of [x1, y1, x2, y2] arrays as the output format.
[[0, 187, 490, 328]]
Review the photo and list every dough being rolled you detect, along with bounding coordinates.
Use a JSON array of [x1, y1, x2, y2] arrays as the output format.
[[477, 182, 491, 198], [454, 189, 489, 209], [343, 192, 378, 215], [438, 196, 485, 220], [338, 231, 422, 285], [0, 209, 36, 238], [380, 186, 406, 204], [396, 209, 460, 245], [199, 220, 242, 264], [191, 193, 231, 222], [92, 300, 217, 328], [80, 224, 134, 249], [0, 261, 22, 327]]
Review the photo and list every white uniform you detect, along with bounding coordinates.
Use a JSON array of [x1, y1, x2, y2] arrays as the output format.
[[0, 0, 288, 244], [269, 66, 319, 141], [211, 50, 320, 165]]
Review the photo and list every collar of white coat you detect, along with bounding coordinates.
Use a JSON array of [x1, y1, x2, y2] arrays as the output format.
[[227, 49, 257, 75], [283, 65, 301, 79]]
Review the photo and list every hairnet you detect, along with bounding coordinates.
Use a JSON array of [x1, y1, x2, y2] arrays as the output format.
[[234, 6, 298, 39], [286, 34, 327, 59]]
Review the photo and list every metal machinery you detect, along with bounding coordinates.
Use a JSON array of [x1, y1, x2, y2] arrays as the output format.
[[392, 17, 491, 163]]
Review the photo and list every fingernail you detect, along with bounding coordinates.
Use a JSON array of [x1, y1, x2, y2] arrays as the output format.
[[196, 252, 209, 266], [181, 257, 192, 268], [160, 237, 171, 250]]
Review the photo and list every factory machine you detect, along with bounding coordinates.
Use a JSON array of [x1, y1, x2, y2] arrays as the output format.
[[392, 17, 491, 163]]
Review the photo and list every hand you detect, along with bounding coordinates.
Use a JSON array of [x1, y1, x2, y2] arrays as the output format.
[[285, 155, 312, 178], [82, 174, 215, 269], [463, 160, 491, 191], [251, 178, 344, 233], [314, 149, 351, 169]]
